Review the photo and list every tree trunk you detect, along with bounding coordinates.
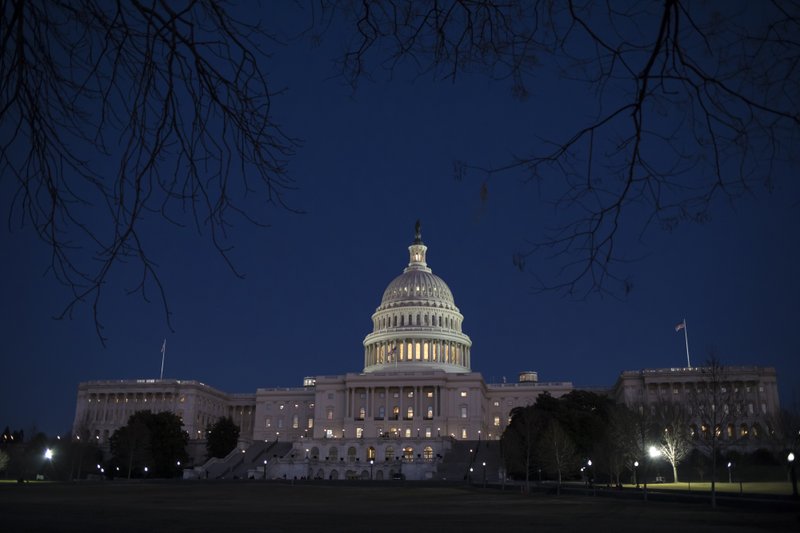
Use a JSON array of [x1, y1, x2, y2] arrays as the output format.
[[672, 463, 679, 483]]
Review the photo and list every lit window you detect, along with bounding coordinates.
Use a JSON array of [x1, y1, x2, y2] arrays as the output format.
[[405, 428, 412, 438], [292, 415, 299, 429], [427, 392, 433, 398], [493, 416, 500, 427], [426, 406, 433, 418], [307, 418, 314, 429], [425, 428, 432, 438], [359, 407, 366, 420], [408, 391, 414, 398], [356, 427, 363, 438], [265, 417, 271, 428], [460, 406, 467, 418], [407, 407, 414, 419], [460, 391, 467, 397], [493, 401, 500, 407], [461, 429, 467, 439]]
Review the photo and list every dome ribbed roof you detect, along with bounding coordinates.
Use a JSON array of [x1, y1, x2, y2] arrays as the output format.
[[380, 270, 454, 308]]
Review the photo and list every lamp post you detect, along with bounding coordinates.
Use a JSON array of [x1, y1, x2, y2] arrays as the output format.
[[44, 448, 53, 479], [644, 446, 661, 501], [370, 459, 374, 480], [469, 467, 473, 484], [482, 461, 487, 488], [264, 459, 268, 480], [634, 461, 639, 488], [587, 459, 593, 488], [789, 452, 797, 498], [727, 461, 733, 484]]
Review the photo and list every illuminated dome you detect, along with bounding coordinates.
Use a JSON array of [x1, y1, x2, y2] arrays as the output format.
[[363, 222, 472, 373]]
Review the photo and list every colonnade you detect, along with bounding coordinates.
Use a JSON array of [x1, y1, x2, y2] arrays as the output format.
[[364, 339, 470, 368]]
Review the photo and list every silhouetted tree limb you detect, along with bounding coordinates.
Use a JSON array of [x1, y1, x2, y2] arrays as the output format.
[[329, 0, 800, 297], [1, 0, 299, 343]]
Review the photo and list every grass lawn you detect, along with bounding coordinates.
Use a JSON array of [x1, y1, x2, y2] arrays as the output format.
[[628, 481, 794, 495], [0, 481, 797, 532]]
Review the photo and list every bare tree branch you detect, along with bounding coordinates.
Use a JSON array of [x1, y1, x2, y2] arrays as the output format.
[[0, 0, 300, 344], [329, 0, 800, 297]]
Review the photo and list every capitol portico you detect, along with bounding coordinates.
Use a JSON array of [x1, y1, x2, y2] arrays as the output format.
[[72, 224, 780, 481]]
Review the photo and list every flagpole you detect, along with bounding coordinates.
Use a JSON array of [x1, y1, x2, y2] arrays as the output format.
[[160, 339, 166, 380], [682, 319, 691, 369]]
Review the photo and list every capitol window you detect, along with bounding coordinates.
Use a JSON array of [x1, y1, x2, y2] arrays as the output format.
[[460, 406, 467, 418], [460, 391, 467, 397], [423, 446, 433, 460], [461, 429, 467, 439], [292, 415, 299, 429], [407, 407, 414, 419], [493, 416, 500, 427], [326, 407, 334, 420], [265, 417, 271, 428], [425, 428, 432, 438]]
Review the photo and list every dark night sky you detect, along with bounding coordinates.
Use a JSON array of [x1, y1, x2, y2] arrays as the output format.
[[2, 3, 798, 436]]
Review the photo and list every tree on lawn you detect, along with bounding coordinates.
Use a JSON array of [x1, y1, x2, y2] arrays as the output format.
[[654, 400, 691, 483], [110, 411, 187, 478], [537, 419, 578, 494], [690, 355, 744, 507], [206, 416, 240, 459]]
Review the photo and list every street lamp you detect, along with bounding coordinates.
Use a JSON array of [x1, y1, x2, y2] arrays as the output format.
[[469, 467, 473, 484], [370, 459, 374, 480], [788, 452, 797, 498], [634, 461, 639, 488], [482, 461, 487, 487], [264, 459, 268, 480], [727, 461, 732, 483], [44, 448, 54, 479]]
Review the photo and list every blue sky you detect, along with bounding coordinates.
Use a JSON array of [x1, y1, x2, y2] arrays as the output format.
[[1, 2, 798, 435]]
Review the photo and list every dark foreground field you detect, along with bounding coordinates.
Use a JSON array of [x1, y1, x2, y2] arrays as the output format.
[[1, 481, 798, 533]]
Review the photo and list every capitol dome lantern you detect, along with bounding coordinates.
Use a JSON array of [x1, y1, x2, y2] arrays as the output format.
[[363, 222, 472, 373]]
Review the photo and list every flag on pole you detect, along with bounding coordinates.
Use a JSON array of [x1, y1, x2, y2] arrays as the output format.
[[159, 339, 166, 380], [674, 321, 685, 332]]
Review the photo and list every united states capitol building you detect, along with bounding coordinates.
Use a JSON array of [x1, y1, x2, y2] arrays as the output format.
[[72, 226, 781, 480]]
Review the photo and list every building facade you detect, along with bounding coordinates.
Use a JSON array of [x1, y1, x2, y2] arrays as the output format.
[[72, 226, 781, 479]]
